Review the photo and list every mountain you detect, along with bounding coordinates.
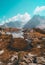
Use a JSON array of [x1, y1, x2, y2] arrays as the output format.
[[23, 15, 45, 29], [1, 15, 45, 29], [1, 21, 22, 28]]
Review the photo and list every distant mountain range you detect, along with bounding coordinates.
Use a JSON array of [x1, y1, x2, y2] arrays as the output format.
[[1, 21, 22, 28], [1, 15, 45, 29], [23, 15, 45, 29]]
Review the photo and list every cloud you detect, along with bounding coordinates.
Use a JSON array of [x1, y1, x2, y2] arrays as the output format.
[[8, 12, 31, 24], [36, 24, 45, 29], [0, 16, 6, 25], [34, 6, 45, 14], [0, 12, 31, 25], [36, 19, 45, 29]]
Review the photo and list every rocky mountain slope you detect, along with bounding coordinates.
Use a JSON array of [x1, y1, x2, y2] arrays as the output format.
[[24, 15, 45, 29], [0, 28, 45, 65]]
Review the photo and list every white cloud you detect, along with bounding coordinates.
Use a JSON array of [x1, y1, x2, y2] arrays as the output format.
[[36, 19, 45, 29], [36, 24, 45, 29], [0, 12, 31, 25], [36, 17, 45, 29], [34, 6, 45, 14], [0, 16, 6, 25], [8, 12, 31, 24]]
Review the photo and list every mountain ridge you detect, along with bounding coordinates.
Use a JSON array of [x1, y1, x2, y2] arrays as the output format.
[[23, 15, 45, 29], [0, 15, 45, 29]]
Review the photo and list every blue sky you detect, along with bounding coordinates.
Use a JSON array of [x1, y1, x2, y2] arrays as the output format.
[[0, 0, 45, 24]]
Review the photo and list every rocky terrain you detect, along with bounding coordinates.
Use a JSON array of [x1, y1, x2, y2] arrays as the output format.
[[0, 28, 45, 65]]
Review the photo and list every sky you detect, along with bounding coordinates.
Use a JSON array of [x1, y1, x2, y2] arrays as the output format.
[[0, 0, 45, 24]]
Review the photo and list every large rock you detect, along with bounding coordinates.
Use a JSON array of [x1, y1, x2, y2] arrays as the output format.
[[11, 38, 28, 51]]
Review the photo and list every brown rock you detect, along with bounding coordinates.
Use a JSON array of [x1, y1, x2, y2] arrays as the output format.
[[11, 38, 28, 51]]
